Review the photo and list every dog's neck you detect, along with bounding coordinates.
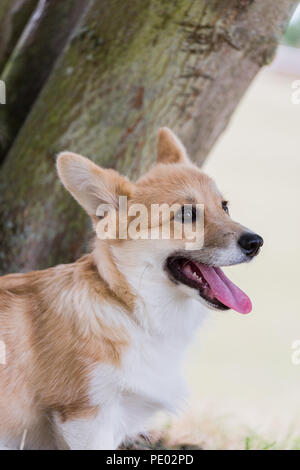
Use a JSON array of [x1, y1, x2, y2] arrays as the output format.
[[93, 239, 136, 315], [92, 240, 206, 339]]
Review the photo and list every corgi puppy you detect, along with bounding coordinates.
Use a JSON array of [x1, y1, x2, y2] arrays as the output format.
[[0, 128, 263, 450]]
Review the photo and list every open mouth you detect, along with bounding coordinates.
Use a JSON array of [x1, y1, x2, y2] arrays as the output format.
[[166, 256, 252, 314]]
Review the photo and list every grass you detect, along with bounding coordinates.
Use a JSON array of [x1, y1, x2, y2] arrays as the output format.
[[124, 428, 300, 451], [126, 404, 300, 450]]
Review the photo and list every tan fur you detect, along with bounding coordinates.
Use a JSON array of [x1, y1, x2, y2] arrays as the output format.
[[157, 127, 190, 165], [134, 163, 244, 247], [0, 127, 248, 447], [0, 255, 128, 436], [57, 152, 133, 217]]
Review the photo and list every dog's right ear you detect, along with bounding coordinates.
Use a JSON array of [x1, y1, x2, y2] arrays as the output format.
[[57, 152, 133, 216]]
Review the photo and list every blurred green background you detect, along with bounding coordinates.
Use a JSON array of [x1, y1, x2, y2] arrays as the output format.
[[284, 1, 300, 46]]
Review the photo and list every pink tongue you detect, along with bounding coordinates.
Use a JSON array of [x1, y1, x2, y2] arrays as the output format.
[[196, 263, 252, 314]]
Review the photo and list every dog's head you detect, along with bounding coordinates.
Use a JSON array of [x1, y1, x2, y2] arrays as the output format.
[[57, 128, 263, 314]]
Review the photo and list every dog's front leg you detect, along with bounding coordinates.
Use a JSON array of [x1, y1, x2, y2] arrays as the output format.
[[54, 409, 117, 450]]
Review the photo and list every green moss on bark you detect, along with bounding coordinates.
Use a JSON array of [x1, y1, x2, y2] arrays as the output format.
[[0, 0, 297, 274], [0, 0, 86, 162], [0, 0, 38, 73]]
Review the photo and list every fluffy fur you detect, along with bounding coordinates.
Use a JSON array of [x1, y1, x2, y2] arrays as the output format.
[[0, 128, 257, 449]]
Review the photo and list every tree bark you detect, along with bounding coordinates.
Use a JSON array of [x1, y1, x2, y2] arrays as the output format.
[[0, 0, 297, 274], [0, 0, 38, 73], [0, 0, 89, 161]]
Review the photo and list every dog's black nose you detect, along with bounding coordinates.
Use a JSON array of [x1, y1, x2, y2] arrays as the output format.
[[238, 233, 263, 257]]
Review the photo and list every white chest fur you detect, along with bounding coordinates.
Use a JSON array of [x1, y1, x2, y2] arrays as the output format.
[[88, 295, 206, 449]]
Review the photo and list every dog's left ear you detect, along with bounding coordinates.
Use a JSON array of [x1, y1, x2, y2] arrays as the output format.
[[157, 127, 191, 165]]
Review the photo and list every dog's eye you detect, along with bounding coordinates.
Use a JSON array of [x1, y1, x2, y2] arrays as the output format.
[[175, 206, 197, 223], [222, 201, 229, 214]]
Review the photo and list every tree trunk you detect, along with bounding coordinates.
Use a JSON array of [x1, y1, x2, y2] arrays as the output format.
[[0, 0, 297, 274], [0, 0, 38, 73], [0, 0, 89, 161]]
